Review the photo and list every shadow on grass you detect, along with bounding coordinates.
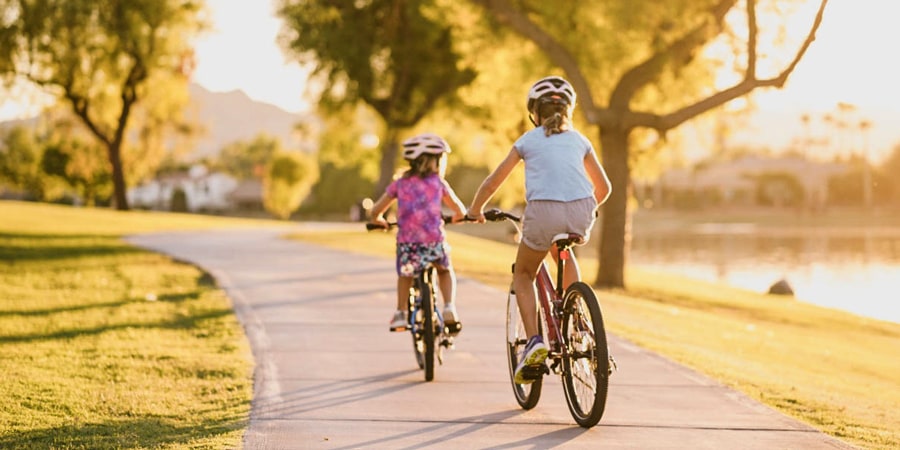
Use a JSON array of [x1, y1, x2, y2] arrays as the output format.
[[0, 232, 141, 263], [0, 269, 214, 318], [0, 307, 232, 344], [0, 416, 247, 449]]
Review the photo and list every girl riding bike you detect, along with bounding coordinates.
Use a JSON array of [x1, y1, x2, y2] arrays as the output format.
[[467, 76, 612, 384], [369, 133, 467, 331]]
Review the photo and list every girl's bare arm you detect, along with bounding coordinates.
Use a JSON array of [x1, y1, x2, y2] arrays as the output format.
[[368, 192, 395, 226], [584, 151, 611, 205], [442, 180, 467, 222], [467, 147, 521, 221]]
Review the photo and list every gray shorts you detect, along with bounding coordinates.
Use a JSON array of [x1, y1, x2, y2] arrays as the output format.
[[521, 197, 597, 251]]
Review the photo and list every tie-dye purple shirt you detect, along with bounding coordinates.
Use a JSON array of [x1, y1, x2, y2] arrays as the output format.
[[386, 174, 448, 244]]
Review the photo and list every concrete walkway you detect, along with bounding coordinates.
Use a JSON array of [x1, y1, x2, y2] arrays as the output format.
[[127, 227, 855, 449]]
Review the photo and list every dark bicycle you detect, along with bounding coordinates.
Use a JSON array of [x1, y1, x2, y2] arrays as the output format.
[[481, 208, 615, 427], [366, 218, 462, 382]]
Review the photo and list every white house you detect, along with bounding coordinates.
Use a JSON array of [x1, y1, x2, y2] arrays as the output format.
[[128, 165, 240, 212]]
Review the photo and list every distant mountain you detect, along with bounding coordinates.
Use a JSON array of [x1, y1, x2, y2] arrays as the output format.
[[186, 83, 309, 158], [0, 84, 311, 159]]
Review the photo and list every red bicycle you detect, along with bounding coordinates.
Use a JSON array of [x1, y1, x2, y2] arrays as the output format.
[[483, 209, 615, 427]]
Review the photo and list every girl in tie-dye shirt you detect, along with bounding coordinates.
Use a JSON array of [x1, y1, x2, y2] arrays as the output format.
[[369, 134, 467, 331]]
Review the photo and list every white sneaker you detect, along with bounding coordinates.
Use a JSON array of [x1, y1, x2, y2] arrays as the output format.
[[389, 310, 408, 331], [443, 303, 459, 323]]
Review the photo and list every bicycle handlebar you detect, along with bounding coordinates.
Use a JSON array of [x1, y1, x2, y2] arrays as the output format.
[[366, 214, 468, 231], [366, 208, 520, 231], [483, 208, 521, 223]]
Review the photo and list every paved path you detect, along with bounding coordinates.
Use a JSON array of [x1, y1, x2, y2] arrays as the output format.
[[127, 227, 854, 449]]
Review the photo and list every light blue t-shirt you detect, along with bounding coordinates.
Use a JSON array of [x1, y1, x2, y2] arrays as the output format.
[[513, 127, 596, 202]]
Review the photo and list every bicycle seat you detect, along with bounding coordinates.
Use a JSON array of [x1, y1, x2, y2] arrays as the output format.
[[552, 233, 584, 248]]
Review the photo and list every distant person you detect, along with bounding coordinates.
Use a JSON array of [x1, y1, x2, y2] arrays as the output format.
[[467, 76, 611, 384], [368, 133, 467, 331]]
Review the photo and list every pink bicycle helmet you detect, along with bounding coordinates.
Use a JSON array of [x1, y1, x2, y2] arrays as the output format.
[[402, 133, 451, 160]]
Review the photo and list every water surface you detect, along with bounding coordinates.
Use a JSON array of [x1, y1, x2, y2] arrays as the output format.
[[630, 225, 900, 324]]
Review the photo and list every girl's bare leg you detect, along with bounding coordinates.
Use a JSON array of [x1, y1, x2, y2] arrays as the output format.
[[435, 265, 456, 307], [397, 276, 413, 310], [513, 243, 548, 338]]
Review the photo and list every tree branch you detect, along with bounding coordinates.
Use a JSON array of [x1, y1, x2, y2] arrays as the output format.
[[468, 0, 600, 123], [637, 0, 829, 133], [609, 0, 736, 111]]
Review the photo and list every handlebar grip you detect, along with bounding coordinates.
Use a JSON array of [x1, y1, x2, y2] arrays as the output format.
[[366, 222, 395, 231], [484, 208, 521, 222]]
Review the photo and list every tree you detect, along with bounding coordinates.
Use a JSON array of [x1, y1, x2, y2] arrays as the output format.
[[41, 136, 112, 206], [217, 134, 283, 181], [302, 105, 379, 215], [276, 0, 476, 193], [263, 151, 319, 220], [470, 0, 829, 288], [0, 0, 206, 210], [0, 126, 54, 199]]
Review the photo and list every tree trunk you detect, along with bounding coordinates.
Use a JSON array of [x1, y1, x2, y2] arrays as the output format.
[[595, 127, 632, 289], [107, 142, 129, 211], [375, 128, 401, 194]]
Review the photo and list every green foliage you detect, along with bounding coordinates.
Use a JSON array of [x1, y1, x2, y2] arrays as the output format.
[[0, 126, 46, 198], [278, 0, 475, 123], [302, 105, 379, 215], [40, 131, 113, 206], [170, 187, 188, 212], [216, 133, 284, 181], [0, 0, 208, 209], [277, 0, 477, 189], [263, 151, 319, 220]]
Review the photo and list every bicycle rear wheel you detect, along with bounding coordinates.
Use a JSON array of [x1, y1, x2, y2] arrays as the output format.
[[506, 289, 542, 409], [561, 282, 609, 427], [419, 273, 435, 382], [410, 295, 425, 370]]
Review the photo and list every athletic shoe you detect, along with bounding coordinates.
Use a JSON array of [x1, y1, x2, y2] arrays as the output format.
[[389, 310, 408, 331], [514, 335, 548, 384]]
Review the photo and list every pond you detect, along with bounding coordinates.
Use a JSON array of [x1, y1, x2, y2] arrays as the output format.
[[629, 224, 900, 324]]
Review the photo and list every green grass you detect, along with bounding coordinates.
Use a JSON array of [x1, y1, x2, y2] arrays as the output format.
[[0, 201, 282, 449], [288, 224, 900, 450]]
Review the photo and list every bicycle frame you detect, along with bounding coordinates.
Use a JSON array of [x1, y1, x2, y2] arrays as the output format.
[[534, 241, 577, 363], [409, 266, 443, 335]]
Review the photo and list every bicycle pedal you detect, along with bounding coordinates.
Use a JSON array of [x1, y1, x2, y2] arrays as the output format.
[[520, 363, 549, 380], [440, 338, 455, 349], [389, 325, 409, 332], [444, 322, 462, 335]]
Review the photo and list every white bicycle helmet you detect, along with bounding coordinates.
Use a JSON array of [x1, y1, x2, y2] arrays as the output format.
[[402, 133, 451, 160], [526, 76, 577, 113]]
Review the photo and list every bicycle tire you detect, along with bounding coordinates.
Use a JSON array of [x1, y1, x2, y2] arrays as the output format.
[[561, 281, 609, 428], [410, 289, 425, 370], [420, 272, 435, 382], [506, 288, 542, 409]]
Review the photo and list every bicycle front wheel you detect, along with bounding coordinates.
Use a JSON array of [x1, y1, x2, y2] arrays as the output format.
[[419, 275, 435, 382], [561, 282, 609, 428], [506, 288, 542, 409]]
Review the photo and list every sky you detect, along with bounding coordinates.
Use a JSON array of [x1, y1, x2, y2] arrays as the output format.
[[190, 0, 310, 114], [1, 0, 897, 159]]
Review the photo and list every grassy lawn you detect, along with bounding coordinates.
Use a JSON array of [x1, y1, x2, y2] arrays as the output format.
[[288, 223, 900, 450], [0, 201, 281, 449]]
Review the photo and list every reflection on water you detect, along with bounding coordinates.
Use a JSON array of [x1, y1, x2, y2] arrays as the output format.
[[630, 228, 900, 324]]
